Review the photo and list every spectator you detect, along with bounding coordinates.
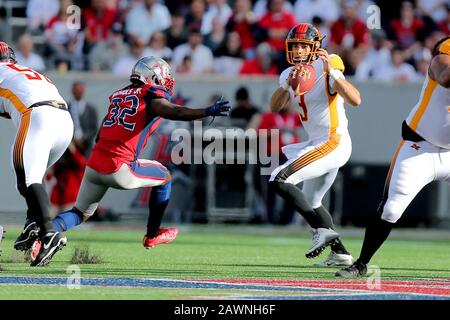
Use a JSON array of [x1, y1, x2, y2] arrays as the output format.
[[373, 46, 420, 82], [15, 34, 46, 72], [253, 0, 293, 20], [230, 86, 260, 127], [164, 12, 189, 50], [293, 0, 340, 25], [145, 32, 173, 60], [355, 29, 392, 80], [83, 0, 117, 53], [48, 142, 87, 217], [172, 27, 214, 75], [252, 99, 301, 224], [125, 0, 171, 46], [388, 1, 425, 50], [329, 0, 369, 53], [89, 22, 128, 71], [437, 4, 450, 34], [68, 82, 99, 156], [176, 55, 193, 74], [414, 48, 432, 79], [185, 0, 206, 31], [112, 40, 146, 75], [417, 0, 448, 23], [258, 0, 297, 55], [213, 31, 244, 75], [311, 16, 331, 48], [45, 0, 84, 70], [26, 0, 59, 33], [201, 0, 233, 35], [239, 42, 278, 75], [204, 16, 227, 53], [226, 0, 259, 59], [355, 0, 377, 22]]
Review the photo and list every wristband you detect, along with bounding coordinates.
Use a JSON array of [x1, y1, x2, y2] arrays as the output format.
[[329, 69, 345, 87]]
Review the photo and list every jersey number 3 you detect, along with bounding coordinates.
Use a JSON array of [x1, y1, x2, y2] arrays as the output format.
[[298, 95, 308, 122], [103, 95, 139, 130]]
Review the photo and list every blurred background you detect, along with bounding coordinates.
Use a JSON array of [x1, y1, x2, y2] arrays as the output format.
[[0, 0, 449, 228]]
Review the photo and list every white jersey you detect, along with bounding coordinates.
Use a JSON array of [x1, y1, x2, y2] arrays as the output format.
[[279, 54, 348, 144], [405, 74, 450, 149], [0, 62, 65, 127]]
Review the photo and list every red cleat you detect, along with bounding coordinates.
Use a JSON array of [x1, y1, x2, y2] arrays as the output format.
[[143, 227, 179, 249]]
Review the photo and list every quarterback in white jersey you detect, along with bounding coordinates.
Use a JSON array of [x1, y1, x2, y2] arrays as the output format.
[[269, 23, 361, 266], [0, 41, 73, 266], [337, 36, 450, 277]]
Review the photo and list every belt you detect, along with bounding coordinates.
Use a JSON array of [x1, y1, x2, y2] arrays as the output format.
[[30, 100, 68, 111]]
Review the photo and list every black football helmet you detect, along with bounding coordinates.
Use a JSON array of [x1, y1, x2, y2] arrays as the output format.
[[0, 41, 17, 64], [285, 23, 323, 65]]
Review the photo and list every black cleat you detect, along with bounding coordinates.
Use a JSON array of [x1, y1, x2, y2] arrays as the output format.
[[0, 225, 4, 257], [30, 232, 67, 267], [335, 260, 368, 277], [14, 221, 40, 251]]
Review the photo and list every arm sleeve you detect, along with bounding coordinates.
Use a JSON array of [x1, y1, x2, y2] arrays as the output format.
[[330, 54, 345, 72]]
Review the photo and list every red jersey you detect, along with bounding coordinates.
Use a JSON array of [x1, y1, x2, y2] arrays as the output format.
[[87, 83, 170, 174]]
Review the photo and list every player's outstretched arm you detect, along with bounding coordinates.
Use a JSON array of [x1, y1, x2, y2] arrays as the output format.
[[429, 54, 450, 88], [150, 96, 231, 120]]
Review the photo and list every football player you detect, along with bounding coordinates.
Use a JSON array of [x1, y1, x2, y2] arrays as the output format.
[[27, 57, 231, 265], [269, 23, 362, 266], [0, 41, 74, 266], [337, 36, 450, 277]]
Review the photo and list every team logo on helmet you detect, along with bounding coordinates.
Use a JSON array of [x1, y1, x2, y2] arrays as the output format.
[[130, 56, 175, 96], [285, 23, 323, 65]]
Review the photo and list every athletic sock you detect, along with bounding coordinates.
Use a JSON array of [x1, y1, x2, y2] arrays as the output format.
[[25, 184, 54, 233], [359, 218, 394, 264], [270, 181, 323, 228], [146, 181, 172, 238], [53, 208, 83, 232], [330, 238, 350, 255]]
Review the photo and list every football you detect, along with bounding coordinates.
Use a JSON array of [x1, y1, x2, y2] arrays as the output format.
[[290, 64, 316, 95]]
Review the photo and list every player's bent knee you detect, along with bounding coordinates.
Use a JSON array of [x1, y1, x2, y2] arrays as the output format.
[[380, 202, 403, 223]]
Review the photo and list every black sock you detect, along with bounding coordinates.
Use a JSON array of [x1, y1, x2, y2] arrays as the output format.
[[146, 183, 171, 238], [270, 181, 323, 228], [330, 238, 350, 255], [313, 205, 335, 229], [359, 218, 394, 265], [24, 184, 55, 234], [313, 206, 349, 254]]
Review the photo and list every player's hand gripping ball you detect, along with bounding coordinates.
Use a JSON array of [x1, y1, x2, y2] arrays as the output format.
[[290, 64, 316, 95]]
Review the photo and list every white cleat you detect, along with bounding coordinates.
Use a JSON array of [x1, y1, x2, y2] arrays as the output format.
[[305, 228, 340, 259], [314, 251, 355, 267]]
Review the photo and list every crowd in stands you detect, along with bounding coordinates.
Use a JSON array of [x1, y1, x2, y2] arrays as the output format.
[[3, 0, 449, 82]]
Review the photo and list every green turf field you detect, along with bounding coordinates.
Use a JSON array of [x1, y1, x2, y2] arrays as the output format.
[[0, 225, 449, 299]]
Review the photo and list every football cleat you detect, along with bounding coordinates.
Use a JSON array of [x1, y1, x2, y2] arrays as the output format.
[[29, 238, 42, 263], [335, 260, 368, 277], [143, 227, 179, 249], [305, 228, 340, 259], [14, 220, 40, 251], [30, 232, 67, 267], [314, 251, 354, 267], [0, 225, 4, 257]]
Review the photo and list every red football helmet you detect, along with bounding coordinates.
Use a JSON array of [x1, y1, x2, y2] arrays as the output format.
[[285, 23, 323, 65]]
